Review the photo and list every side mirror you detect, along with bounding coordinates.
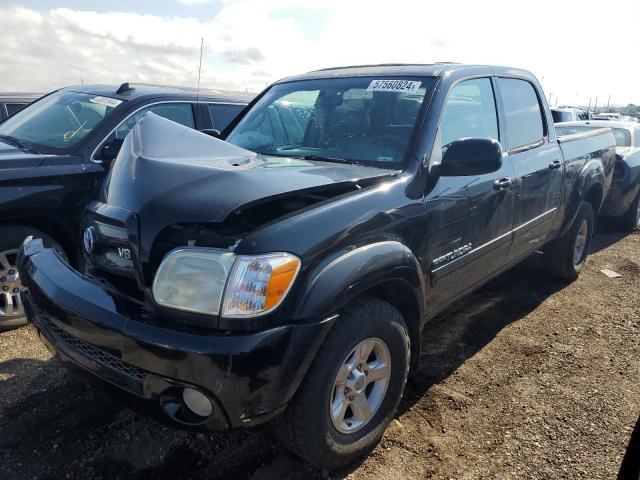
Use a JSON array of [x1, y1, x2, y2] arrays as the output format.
[[99, 138, 124, 165], [438, 138, 503, 177], [201, 129, 221, 139]]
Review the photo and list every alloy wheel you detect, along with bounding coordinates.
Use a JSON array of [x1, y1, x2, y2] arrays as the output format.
[[330, 337, 391, 434], [573, 219, 589, 265], [0, 249, 24, 318]]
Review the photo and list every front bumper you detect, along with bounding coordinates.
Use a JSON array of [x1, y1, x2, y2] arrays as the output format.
[[18, 238, 335, 430]]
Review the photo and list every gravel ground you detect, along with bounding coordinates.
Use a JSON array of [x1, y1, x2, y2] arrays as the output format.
[[1, 225, 639, 480]]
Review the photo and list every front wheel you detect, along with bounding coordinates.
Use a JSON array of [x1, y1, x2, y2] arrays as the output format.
[[543, 201, 594, 281], [273, 297, 410, 470], [0, 225, 67, 332]]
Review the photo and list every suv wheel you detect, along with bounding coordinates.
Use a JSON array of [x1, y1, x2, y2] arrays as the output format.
[[273, 297, 410, 470], [0, 226, 66, 332], [543, 201, 594, 281]]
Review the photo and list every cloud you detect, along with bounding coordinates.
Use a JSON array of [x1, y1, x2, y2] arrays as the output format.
[[223, 47, 265, 64], [176, 0, 215, 5], [0, 1, 639, 105]]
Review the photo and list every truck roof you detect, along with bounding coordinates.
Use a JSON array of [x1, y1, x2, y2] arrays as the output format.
[[278, 63, 537, 83], [60, 83, 254, 103]]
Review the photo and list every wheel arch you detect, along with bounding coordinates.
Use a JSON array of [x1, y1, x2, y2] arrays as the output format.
[[293, 241, 426, 371], [0, 216, 75, 258], [583, 182, 604, 215]]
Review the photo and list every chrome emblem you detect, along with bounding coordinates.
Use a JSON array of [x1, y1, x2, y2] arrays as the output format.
[[432, 243, 473, 268], [117, 247, 131, 260], [83, 227, 96, 254]]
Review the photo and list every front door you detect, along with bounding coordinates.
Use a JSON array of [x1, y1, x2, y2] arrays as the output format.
[[496, 78, 563, 260], [425, 77, 515, 311]]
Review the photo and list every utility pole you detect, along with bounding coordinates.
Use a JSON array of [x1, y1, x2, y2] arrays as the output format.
[[594, 96, 598, 113], [606, 95, 611, 112], [587, 97, 592, 112]]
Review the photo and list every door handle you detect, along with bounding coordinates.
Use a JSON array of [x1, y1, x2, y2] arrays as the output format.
[[493, 177, 513, 190], [549, 159, 562, 170]]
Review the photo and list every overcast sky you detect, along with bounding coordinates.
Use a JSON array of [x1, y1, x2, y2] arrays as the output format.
[[1, 0, 638, 107]]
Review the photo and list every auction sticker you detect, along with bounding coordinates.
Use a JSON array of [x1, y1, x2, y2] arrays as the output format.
[[366, 79, 421, 93], [89, 96, 123, 108]]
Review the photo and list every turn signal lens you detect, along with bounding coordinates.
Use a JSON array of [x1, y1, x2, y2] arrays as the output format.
[[222, 253, 301, 317]]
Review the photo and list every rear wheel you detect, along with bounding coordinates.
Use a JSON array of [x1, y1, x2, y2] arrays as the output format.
[[0, 226, 66, 332], [273, 297, 410, 470], [543, 201, 594, 281], [619, 191, 640, 232]]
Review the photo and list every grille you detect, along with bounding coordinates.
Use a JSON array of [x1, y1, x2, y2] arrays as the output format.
[[85, 217, 136, 279], [38, 312, 147, 381]]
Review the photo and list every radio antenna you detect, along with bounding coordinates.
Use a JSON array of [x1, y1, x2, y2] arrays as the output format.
[[196, 37, 204, 103]]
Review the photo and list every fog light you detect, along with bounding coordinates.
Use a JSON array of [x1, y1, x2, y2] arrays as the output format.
[[182, 388, 213, 417]]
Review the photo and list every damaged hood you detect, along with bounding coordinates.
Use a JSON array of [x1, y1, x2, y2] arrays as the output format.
[[104, 113, 399, 246]]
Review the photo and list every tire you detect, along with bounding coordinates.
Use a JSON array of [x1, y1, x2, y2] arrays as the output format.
[[619, 191, 640, 232], [543, 201, 594, 281], [273, 297, 410, 470], [0, 225, 66, 332]]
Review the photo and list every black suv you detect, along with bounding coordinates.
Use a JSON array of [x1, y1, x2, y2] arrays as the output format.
[[0, 83, 250, 330]]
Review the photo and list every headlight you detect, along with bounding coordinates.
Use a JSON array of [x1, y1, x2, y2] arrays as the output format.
[[152, 249, 300, 318], [152, 248, 236, 315]]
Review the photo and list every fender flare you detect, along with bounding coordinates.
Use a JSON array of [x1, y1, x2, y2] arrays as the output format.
[[293, 241, 426, 369]]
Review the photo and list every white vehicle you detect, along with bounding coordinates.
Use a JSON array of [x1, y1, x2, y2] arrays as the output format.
[[550, 107, 590, 123], [593, 112, 623, 121]]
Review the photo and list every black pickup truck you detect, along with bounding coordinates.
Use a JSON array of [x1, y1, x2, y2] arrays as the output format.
[[0, 83, 249, 330], [18, 64, 615, 469]]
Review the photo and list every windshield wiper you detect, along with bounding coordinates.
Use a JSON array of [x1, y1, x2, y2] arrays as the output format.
[[0, 135, 40, 154], [302, 155, 363, 166]]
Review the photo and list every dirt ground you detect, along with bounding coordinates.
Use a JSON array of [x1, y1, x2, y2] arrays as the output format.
[[1, 225, 639, 480]]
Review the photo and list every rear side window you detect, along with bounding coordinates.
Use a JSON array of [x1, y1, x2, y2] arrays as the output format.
[[611, 128, 632, 147], [5, 103, 26, 116], [208, 103, 244, 130], [498, 78, 545, 150], [440, 78, 499, 148]]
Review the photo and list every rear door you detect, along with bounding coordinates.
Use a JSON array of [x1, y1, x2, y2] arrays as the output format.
[[496, 78, 562, 260], [426, 77, 516, 309]]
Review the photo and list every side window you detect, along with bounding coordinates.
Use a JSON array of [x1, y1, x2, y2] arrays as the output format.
[[95, 102, 195, 160], [114, 103, 195, 140], [440, 78, 499, 148], [498, 78, 545, 151], [5, 103, 26, 116], [207, 103, 244, 131], [635, 127, 640, 148]]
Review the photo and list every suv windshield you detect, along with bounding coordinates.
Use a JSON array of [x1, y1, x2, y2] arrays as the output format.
[[0, 91, 123, 154], [226, 76, 435, 167]]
